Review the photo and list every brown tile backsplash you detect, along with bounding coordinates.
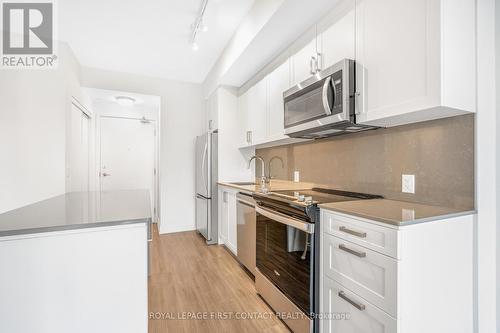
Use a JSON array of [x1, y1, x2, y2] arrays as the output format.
[[256, 114, 475, 210]]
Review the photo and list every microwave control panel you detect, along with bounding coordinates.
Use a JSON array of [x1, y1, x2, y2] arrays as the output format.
[[331, 70, 343, 113]]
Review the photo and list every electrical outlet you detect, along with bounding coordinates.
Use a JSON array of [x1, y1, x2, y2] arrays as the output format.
[[293, 171, 300, 182], [402, 174, 415, 194]]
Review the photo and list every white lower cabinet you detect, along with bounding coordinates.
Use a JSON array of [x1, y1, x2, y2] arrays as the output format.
[[323, 277, 397, 333], [323, 233, 397, 316], [320, 209, 474, 333], [218, 186, 237, 255]]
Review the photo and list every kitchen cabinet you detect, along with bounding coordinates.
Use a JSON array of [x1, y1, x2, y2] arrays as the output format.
[[237, 88, 251, 146], [291, 0, 356, 83], [218, 185, 238, 255], [355, 0, 476, 127], [318, 0, 355, 70], [218, 189, 228, 243], [237, 58, 306, 148], [226, 191, 237, 254], [246, 79, 268, 144], [320, 209, 474, 333], [267, 59, 290, 140], [291, 36, 318, 85], [206, 90, 219, 131]]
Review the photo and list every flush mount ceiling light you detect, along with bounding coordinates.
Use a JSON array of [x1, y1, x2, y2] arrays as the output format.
[[189, 0, 209, 51], [114, 95, 136, 106]]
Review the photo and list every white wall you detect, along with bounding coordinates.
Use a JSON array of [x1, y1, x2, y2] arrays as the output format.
[[80, 68, 204, 234], [496, 0, 500, 329], [476, 0, 498, 332], [0, 42, 84, 213]]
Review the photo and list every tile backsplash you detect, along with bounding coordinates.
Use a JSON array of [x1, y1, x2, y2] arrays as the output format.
[[256, 114, 475, 210]]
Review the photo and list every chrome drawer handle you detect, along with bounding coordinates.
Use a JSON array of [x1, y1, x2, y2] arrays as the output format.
[[339, 226, 367, 238], [338, 291, 366, 311], [338, 244, 366, 258]]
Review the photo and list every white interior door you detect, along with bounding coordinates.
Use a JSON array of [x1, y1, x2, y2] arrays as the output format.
[[68, 103, 90, 192], [100, 117, 156, 216]]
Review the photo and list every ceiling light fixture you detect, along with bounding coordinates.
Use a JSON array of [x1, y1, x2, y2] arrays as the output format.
[[189, 0, 209, 51], [115, 95, 136, 106]]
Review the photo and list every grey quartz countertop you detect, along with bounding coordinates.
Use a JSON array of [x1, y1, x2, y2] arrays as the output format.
[[218, 180, 313, 193], [0, 190, 152, 237], [319, 199, 475, 226]]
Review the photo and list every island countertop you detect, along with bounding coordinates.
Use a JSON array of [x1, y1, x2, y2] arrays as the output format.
[[0, 190, 152, 237]]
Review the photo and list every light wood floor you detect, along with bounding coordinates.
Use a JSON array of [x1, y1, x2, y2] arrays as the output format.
[[148, 225, 290, 333]]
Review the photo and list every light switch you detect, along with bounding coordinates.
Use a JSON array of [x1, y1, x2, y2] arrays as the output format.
[[402, 174, 415, 194]]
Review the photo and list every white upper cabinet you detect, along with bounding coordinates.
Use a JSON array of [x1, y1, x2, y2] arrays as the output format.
[[318, 0, 356, 70], [268, 59, 290, 140], [206, 91, 219, 131], [291, 31, 319, 85], [245, 78, 268, 144], [237, 89, 251, 146], [355, 0, 476, 127]]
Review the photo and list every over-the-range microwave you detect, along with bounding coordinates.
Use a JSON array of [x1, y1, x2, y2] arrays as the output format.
[[283, 59, 378, 139]]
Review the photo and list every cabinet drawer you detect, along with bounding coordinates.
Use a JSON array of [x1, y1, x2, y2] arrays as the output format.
[[322, 277, 397, 333], [323, 233, 398, 317], [322, 210, 399, 258]]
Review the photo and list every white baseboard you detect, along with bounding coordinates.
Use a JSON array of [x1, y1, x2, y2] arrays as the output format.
[[159, 224, 196, 234]]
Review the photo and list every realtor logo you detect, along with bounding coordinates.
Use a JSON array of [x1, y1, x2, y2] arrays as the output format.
[[1, 1, 57, 68]]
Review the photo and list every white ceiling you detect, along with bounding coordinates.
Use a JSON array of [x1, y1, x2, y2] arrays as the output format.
[[59, 0, 254, 83]]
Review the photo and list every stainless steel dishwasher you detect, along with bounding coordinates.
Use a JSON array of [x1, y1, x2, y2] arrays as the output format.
[[236, 192, 256, 276]]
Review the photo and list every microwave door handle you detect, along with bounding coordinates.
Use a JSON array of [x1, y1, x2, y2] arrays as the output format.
[[322, 76, 334, 115]]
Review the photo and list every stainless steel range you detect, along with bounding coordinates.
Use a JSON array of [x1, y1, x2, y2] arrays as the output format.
[[253, 188, 382, 333]]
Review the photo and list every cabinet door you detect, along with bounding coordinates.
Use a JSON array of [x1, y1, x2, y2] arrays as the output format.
[[292, 37, 317, 85], [355, 0, 439, 120], [322, 277, 397, 333], [268, 59, 290, 139], [238, 89, 250, 145], [226, 192, 237, 255], [208, 91, 218, 131], [247, 78, 268, 143], [319, 0, 355, 70], [218, 190, 228, 243]]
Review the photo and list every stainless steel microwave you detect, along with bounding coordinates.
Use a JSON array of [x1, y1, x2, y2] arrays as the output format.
[[283, 59, 377, 139]]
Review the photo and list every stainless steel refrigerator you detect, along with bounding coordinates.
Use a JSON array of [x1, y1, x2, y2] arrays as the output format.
[[195, 131, 218, 244]]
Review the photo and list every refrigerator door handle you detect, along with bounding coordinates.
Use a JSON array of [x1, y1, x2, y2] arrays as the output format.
[[201, 142, 208, 194]]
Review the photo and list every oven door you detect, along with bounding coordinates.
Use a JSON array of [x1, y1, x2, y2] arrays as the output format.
[[255, 205, 315, 315]]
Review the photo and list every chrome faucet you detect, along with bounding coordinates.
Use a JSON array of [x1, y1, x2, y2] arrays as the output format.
[[248, 155, 268, 188], [267, 156, 284, 180]]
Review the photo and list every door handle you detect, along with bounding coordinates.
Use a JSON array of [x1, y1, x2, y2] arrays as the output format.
[[309, 55, 316, 75], [101, 172, 111, 177], [338, 244, 366, 258], [338, 291, 366, 311], [201, 143, 208, 193], [322, 76, 334, 115], [339, 226, 367, 238]]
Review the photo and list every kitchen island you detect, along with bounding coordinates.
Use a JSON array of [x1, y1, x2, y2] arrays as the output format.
[[0, 190, 151, 333]]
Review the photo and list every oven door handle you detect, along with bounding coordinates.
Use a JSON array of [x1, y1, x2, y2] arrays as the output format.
[[256, 206, 314, 234]]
